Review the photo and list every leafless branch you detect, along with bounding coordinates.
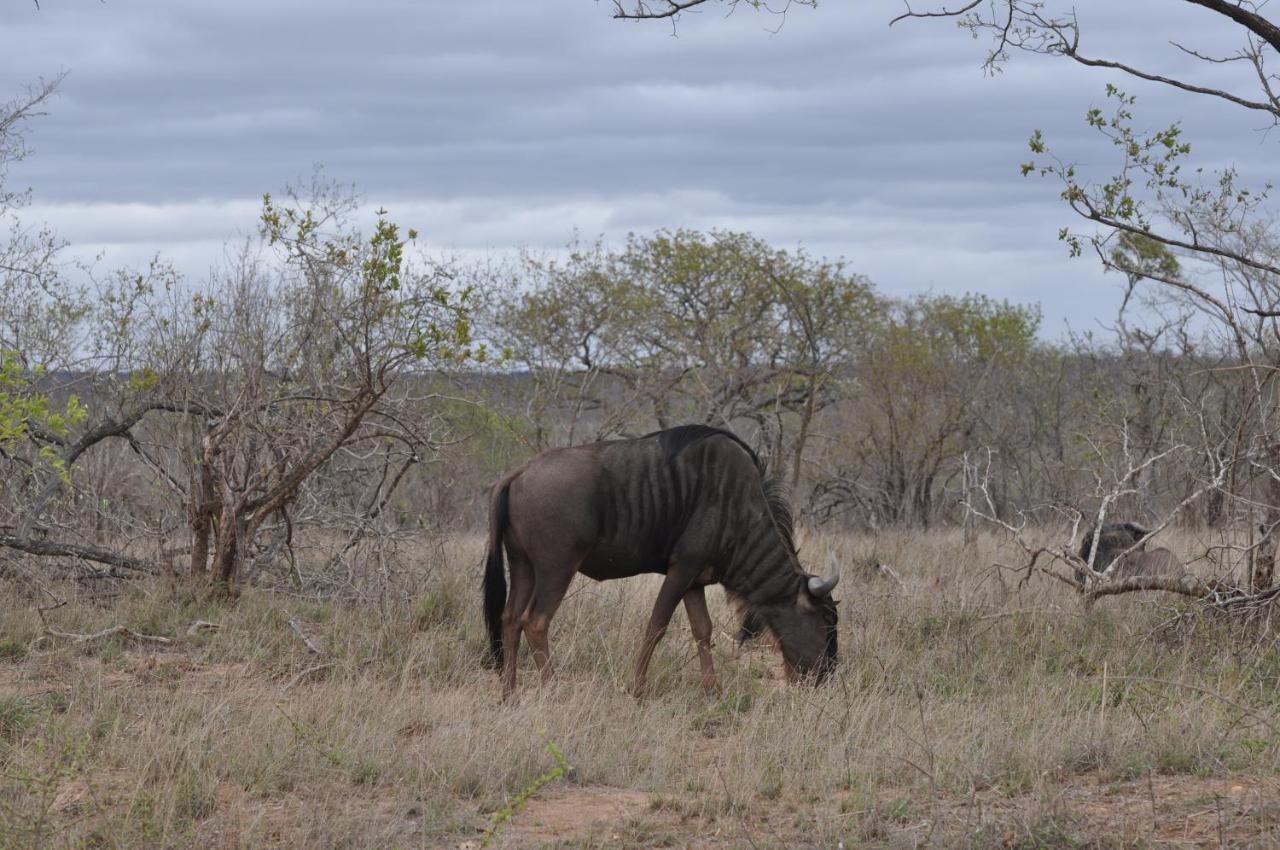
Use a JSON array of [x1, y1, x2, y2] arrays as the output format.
[[288, 615, 325, 655]]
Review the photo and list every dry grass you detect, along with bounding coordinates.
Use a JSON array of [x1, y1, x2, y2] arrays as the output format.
[[2, 529, 1279, 849]]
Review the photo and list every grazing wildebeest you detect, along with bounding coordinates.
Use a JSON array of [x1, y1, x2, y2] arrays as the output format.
[[482, 425, 840, 698], [1078, 522, 1185, 582], [1079, 522, 1150, 575], [1116, 548, 1185, 580]]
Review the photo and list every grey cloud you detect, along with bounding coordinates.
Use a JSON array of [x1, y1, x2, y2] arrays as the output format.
[[1, 0, 1276, 334]]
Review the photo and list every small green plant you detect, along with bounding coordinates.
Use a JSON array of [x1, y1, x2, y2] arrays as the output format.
[[173, 769, 218, 822], [482, 730, 572, 848], [1156, 745, 1197, 776], [691, 688, 756, 737], [0, 638, 28, 663], [0, 696, 35, 741], [277, 705, 347, 769], [885, 797, 914, 824], [350, 757, 382, 786], [1241, 738, 1275, 756], [413, 586, 462, 632], [0, 734, 91, 848]]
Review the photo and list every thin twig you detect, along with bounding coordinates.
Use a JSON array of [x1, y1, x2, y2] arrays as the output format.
[[288, 615, 325, 654], [282, 662, 338, 692]]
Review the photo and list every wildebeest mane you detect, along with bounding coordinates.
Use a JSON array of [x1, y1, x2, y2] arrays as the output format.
[[651, 424, 760, 467], [762, 476, 797, 554], [1079, 521, 1150, 563], [648, 424, 796, 553]]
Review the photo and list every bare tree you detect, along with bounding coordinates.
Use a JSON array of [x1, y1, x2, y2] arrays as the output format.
[[0, 168, 478, 594], [614, 1, 1280, 593]]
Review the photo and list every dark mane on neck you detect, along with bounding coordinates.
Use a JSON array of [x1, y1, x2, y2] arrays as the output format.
[[645, 424, 796, 554], [762, 475, 797, 554], [649, 424, 759, 467]]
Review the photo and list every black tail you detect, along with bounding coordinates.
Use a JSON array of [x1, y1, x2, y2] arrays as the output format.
[[483, 476, 513, 668]]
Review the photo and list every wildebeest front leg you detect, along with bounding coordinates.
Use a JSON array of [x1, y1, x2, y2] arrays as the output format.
[[632, 571, 693, 698], [683, 585, 721, 694]]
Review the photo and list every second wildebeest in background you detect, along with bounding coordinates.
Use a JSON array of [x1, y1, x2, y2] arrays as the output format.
[[1077, 521, 1184, 583], [482, 425, 841, 699]]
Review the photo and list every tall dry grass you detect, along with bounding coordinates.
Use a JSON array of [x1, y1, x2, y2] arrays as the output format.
[[1, 529, 1278, 848]]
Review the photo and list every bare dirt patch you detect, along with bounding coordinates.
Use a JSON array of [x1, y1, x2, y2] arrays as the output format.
[[1065, 775, 1279, 848], [0, 662, 68, 698], [508, 786, 652, 842], [466, 774, 1280, 848]]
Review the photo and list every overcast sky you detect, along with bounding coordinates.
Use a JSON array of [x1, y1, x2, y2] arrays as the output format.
[[2, 1, 1275, 336]]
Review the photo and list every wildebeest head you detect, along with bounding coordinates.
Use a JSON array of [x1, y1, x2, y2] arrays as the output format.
[[751, 556, 841, 682], [1079, 521, 1150, 577]]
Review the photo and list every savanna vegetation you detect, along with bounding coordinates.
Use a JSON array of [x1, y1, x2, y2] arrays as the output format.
[[3, 533, 1279, 849], [3, 1, 1280, 846]]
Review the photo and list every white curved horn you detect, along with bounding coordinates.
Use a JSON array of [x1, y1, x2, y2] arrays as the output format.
[[808, 555, 842, 596]]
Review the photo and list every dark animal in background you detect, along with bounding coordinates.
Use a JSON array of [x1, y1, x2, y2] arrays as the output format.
[[1079, 522, 1150, 574], [1078, 522, 1185, 583], [1117, 548, 1185, 580], [482, 425, 840, 699]]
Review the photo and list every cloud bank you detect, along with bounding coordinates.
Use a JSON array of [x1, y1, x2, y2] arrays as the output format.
[[2, 0, 1275, 335]]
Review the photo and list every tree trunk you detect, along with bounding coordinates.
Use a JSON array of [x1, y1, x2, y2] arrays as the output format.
[[1257, 448, 1280, 593], [211, 502, 247, 595], [189, 508, 211, 578], [1255, 530, 1277, 593], [790, 375, 818, 493], [188, 432, 219, 578]]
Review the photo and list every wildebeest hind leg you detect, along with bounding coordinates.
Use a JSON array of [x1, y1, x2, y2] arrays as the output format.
[[631, 570, 694, 698], [683, 585, 721, 694], [523, 562, 577, 686], [501, 556, 534, 700]]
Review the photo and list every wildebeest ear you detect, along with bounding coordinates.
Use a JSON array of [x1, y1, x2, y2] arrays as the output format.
[[794, 587, 816, 611]]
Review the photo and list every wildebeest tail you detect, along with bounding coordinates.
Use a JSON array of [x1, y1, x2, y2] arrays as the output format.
[[483, 475, 513, 668]]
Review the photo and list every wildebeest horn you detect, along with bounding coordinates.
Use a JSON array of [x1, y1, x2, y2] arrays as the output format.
[[808, 554, 841, 597]]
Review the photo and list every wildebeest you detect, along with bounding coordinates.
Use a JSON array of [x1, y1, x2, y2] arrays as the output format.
[[1078, 522, 1184, 582], [1116, 548, 1184, 580], [482, 425, 840, 698]]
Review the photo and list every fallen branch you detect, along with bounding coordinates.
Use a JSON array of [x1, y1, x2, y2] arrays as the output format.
[[35, 599, 220, 646], [43, 624, 174, 645], [282, 662, 338, 692], [1084, 572, 1218, 601], [287, 615, 325, 655], [281, 656, 378, 693], [0, 533, 159, 574]]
